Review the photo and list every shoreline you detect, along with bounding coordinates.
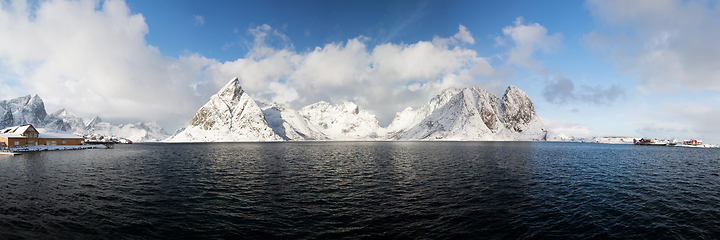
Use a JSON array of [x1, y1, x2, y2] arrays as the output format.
[[9, 144, 108, 152]]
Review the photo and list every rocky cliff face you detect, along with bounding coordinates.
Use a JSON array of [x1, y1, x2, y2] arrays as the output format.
[[168, 77, 281, 142]]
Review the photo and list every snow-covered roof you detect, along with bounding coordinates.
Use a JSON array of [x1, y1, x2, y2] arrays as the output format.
[[0, 133, 26, 139], [15, 125, 32, 134], [0, 124, 34, 135], [37, 128, 84, 139]]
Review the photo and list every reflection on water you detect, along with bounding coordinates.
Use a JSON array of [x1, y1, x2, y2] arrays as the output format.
[[0, 142, 718, 239]]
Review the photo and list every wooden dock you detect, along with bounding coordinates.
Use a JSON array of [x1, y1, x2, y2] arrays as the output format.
[[0, 150, 20, 156]]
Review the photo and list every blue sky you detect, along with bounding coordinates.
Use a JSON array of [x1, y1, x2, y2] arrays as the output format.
[[1, 0, 719, 143], [126, 0, 591, 63]]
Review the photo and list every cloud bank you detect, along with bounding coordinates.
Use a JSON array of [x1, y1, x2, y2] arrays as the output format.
[[586, 0, 720, 91], [1, 0, 515, 130]]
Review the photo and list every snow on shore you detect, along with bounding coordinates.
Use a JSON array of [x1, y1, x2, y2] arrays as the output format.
[[10, 144, 107, 152]]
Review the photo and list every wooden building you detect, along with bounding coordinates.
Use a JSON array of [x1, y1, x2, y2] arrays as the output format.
[[0, 124, 84, 148]]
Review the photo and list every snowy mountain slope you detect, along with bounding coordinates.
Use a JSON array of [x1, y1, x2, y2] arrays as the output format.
[[45, 109, 87, 133], [298, 101, 385, 140], [388, 86, 546, 141], [386, 89, 457, 138], [86, 117, 170, 142], [390, 88, 502, 140], [258, 101, 328, 141], [545, 130, 572, 141], [168, 77, 281, 142]]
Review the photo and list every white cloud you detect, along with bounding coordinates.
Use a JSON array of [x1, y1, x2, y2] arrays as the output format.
[[0, 0, 215, 131], [431, 24, 476, 47], [194, 15, 204, 26], [454, 24, 475, 44], [498, 17, 563, 68], [586, 0, 720, 91]]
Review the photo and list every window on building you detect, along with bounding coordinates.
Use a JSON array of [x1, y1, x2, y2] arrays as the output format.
[[62, 140, 66, 144], [14, 141, 19, 146]]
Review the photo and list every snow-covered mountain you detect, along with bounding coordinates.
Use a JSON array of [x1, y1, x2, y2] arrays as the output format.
[[297, 101, 384, 140], [171, 77, 547, 142], [167, 77, 282, 142], [0, 94, 169, 142], [387, 86, 546, 141], [0, 94, 48, 127], [169, 78, 387, 142], [85, 116, 170, 142], [46, 109, 87, 133]]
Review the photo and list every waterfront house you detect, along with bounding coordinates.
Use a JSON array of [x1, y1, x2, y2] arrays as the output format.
[[0, 124, 84, 147]]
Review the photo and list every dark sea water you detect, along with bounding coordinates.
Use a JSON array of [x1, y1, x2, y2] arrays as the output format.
[[0, 142, 719, 239]]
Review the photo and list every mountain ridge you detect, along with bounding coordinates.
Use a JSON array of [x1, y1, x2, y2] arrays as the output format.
[[168, 77, 548, 142], [0, 94, 169, 142]]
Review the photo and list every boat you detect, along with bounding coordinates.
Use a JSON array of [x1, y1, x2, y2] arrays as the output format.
[[678, 139, 704, 148], [633, 138, 667, 146]]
